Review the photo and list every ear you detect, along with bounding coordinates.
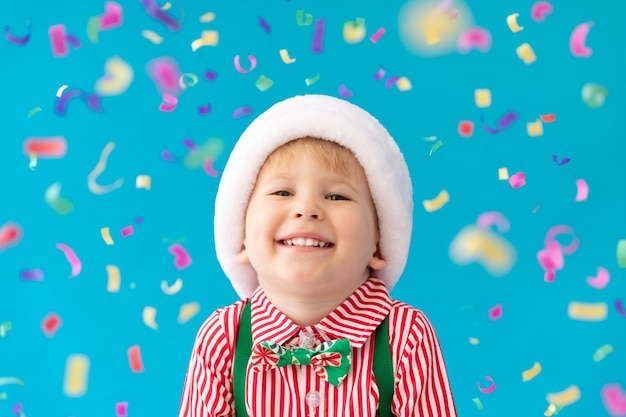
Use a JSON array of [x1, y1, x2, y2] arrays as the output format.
[[368, 244, 386, 270], [235, 246, 250, 264]]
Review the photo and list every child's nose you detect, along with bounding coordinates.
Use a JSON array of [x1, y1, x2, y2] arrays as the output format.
[[293, 196, 323, 220]]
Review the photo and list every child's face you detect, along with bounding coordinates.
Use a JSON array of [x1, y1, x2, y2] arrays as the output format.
[[237, 146, 386, 300]]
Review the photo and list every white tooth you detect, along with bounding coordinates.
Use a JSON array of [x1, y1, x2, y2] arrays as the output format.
[[284, 239, 292, 246], [305, 239, 315, 247], [296, 238, 305, 246]]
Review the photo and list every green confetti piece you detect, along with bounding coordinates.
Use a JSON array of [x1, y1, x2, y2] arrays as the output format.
[[429, 140, 443, 155], [50, 198, 73, 215], [593, 344, 613, 362], [0, 321, 11, 337], [305, 74, 320, 86], [183, 138, 224, 169], [617, 240, 626, 267], [87, 16, 100, 44], [255, 75, 274, 92], [296, 10, 313, 26], [472, 397, 483, 409]]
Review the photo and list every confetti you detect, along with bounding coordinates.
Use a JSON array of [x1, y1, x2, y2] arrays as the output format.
[[139, 0, 180, 31], [55, 243, 82, 278], [141, 30, 163, 44], [191, 30, 218, 51], [311, 18, 325, 53], [429, 140, 443, 155], [369, 27, 386, 43], [279, 49, 296, 64], [101, 227, 114, 245], [569, 22, 594, 58], [593, 344, 613, 362], [203, 158, 219, 177], [45, 182, 73, 215], [343, 18, 366, 43], [582, 83, 608, 108], [234, 54, 257, 73], [183, 138, 223, 169], [204, 70, 217, 81], [616, 240, 626, 268], [531, 1, 553, 21], [5, 21, 31, 45], [169, 243, 192, 270], [544, 225, 579, 255], [127, 345, 145, 373], [458, 120, 474, 137], [472, 398, 483, 409], [305, 74, 321, 86], [0, 222, 23, 252], [95, 56, 134, 96], [99, 2, 123, 30], [546, 385, 581, 407], [56, 85, 69, 97], [474, 89, 491, 107], [384, 76, 400, 89], [395, 77, 412, 91], [552, 155, 570, 165], [480, 111, 518, 133], [136, 175, 151, 190], [522, 362, 542, 381], [338, 84, 353, 98], [233, 106, 253, 119], [198, 12, 215, 23], [458, 27, 492, 53], [87, 16, 100, 43], [159, 93, 178, 112], [146, 56, 182, 95], [476, 211, 510, 233], [178, 302, 201, 324], [601, 383, 626, 416], [55, 89, 103, 115], [161, 278, 183, 295], [41, 312, 62, 337], [197, 103, 211, 115], [48, 24, 81, 57], [615, 299, 626, 317], [508, 172, 526, 189], [296, 10, 313, 26], [586, 266, 610, 289], [575, 179, 589, 202], [179, 73, 199, 89], [28, 152, 36, 170], [477, 376, 496, 394], [88, 142, 124, 195], [516, 43, 536, 64], [373, 66, 385, 81], [422, 190, 450, 212], [0, 377, 25, 386], [527, 119, 543, 136], [449, 225, 516, 276], [258, 16, 270, 33], [115, 402, 128, 417], [20, 269, 44, 281], [568, 301, 608, 321], [506, 13, 524, 32], [121, 226, 134, 237], [540, 113, 556, 122], [488, 303, 503, 320], [255, 75, 273, 91], [63, 354, 90, 397], [143, 306, 158, 330], [27, 107, 42, 118], [0, 321, 12, 337], [106, 265, 121, 292], [23, 136, 67, 159], [498, 167, 509, 180]]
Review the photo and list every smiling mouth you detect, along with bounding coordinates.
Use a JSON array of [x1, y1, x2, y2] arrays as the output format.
[[280, 238, 333, 248]]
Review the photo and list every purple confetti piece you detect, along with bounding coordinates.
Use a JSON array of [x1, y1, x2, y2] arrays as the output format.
[[55, 90, 103, 115], [20, 269, 44, 281], [204, 70, 217, 81], [233, 106, 253, 119], [338, 84, 353, 98], [551, 154, 571, 165], [373, 65, 385, 81], [182, 138, 197, 151], [258, 16, 271, 33], [65, 33, 81, 49], [161, 149, 176, 161], [311, 18, 325, 53], [139, 0, 180, 31], [479, 113, 500, 134], [615, 299, 626, 316], [496, 110, 518, 129], [84, 93, 103, 112], [12, 402, 23, 416], [198, 104, 211, 115], [5, 21, 30, 45], [384, 76, 400, 89], [134, 216, 144, 224]]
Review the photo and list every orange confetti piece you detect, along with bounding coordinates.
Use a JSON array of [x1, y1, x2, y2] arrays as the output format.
[[540, 113, 556, 122]]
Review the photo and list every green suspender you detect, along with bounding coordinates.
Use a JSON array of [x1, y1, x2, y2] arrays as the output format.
[[233, 300, 394, 417]]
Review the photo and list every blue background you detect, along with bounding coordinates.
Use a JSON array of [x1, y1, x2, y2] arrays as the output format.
[[1, 0, 625, 416]]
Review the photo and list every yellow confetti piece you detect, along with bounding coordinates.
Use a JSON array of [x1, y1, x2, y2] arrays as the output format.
[[516, 42, 536, 64], [95, 56, 134, 96], [544, 403, 563, 416], [593, 344, 613, 362], [29, 152, 37, 170], [527, 119, 544, 137], [161, 1, 171, 10], [106, 265, 120, 292], [63, 354, 90, 397], [472, 397, 483, 409], [161, 278, 183, 295], [305, 74, 320, 86], [143, 306, 158, 330], [135, 175, 151, 190], [568, 301, 608, 321], [396, 77, 412, 92], [141, 30, 163, 44], [27, 107, 42, 118], [469, 337, 479, 345], [101, 228, 114, 245], [279, 49, 296, 64], [506, 13, 524, 32], [191, 30, 218, 51], [178, 302, 200, 324], [343, 18, 366, 43], [88, 142, 124, 195], [423, 190, 449, 212], [546, 385, 581, 407], [199, 12, 215, 22], [474, 89, 491, 107], [56, 85, 69, 97], [498, 167, 509, 180], [255, 75, 274, 92], [522, 362, 542, 381]]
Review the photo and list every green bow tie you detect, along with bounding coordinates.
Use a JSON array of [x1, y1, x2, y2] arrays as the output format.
[[251, 338, 352, 387]]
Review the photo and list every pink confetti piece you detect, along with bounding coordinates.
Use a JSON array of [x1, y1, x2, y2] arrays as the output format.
[[233, 106, 253, 119], [615, 299, 626, 317], [203, 157, 219, 177], [5, 21, 31, 45], [537, 241, 564, 274], [139, 0, 180, 31], [508, 172, 526, 189], [458, 27, 492, 53], [204, 70, 217, 81], [41, 312, 62, 337], [159, 93, 178, 112], [476, 211, 510, 233], [234, 55, 257, 73], [55, 89, 103, 115], [544, 225, 579, 255], [258, 16, 271, 33], [384, 76, 401, 89], [198, 104, 211, 115], [369, 27, 386, 43], [601, 383, 626, 416], [0, 222, 23, 252], [477, 376, 496, 394], [23, 137, 67, 158], [168, 243, 192, 270], [531, 1, 553, 21], [55, 243, 82, 278], [552, 154, 570, 165], [100, 2, 123, 30], [373, 65, 385, 81], [115, 401, 128, 417], [311, 18, 325, 53], [575, 179, 589, 202], [488, 304, 503, 320], [127, 345, 145, 373], [49, 24, 70, 57], [338, 84, 353, 98], [121, 226, 134, 237], [147, 56, 182, 95], [20, 269, 44, 281], [586, 267, 610, 289], [570, 22, 594, 57]]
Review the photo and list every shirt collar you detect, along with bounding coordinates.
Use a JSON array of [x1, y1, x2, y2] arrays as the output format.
[[250, 277, 392, 349]]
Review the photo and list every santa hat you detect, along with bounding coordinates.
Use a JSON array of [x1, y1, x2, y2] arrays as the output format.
[[214, 94, 413, 299]]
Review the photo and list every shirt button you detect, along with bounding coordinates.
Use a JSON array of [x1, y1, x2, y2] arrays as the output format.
[[305, 390, 321, 408], [299, 331, 315, 349]]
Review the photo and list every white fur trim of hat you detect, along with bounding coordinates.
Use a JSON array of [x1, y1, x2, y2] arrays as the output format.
[[214, 94, 413, 299]]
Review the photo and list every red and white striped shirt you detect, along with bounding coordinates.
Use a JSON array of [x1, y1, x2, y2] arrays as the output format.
[[179, 277, 457, 416]]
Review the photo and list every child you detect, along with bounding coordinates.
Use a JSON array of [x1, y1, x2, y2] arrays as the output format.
[[179, 95, 457, 416]]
